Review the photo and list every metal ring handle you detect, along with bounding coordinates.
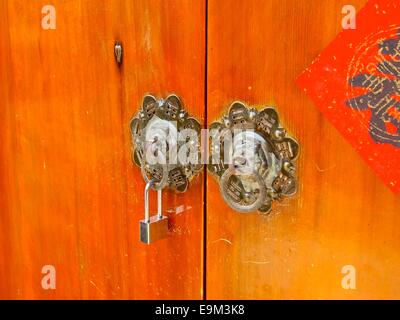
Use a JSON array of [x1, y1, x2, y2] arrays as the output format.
[[140, 153, 169, 191], [219, 167, 267, 213], [208, 101, 299, 214], [130, 94, 202, 192]]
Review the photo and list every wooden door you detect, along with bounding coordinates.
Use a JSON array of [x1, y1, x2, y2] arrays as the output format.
[[207, 0, 400, 299], [2, 0, 400, 301], [0, 0, 205, 299]]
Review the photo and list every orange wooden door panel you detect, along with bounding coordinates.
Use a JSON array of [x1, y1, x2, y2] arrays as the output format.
[[207, 0, 400, 299], [0, 0, 205, 299]]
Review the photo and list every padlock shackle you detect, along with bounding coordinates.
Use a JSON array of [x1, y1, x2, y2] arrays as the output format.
[[157, 187, 162, 218], [144, 180, 162, 223]]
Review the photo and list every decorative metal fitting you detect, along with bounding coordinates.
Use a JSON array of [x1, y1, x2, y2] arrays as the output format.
[[130, 94, 202, 192], [207, 101, 299, 214]]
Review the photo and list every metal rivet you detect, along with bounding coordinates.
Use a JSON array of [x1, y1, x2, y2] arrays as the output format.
[[114, 42, 123, 66]]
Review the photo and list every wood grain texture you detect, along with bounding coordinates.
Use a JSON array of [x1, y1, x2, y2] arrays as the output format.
[[0, 0, 205, 299], [207, 0, 400, 299]]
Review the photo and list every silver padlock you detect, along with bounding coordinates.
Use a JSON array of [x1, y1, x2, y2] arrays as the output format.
[[140, 180, 169, 244]]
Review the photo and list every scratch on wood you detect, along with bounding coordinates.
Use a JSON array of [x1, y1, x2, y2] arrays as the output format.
[[89, 280, 105, 296], [242, 260, 271, 265], [211, 238, 232, 245], [315, 163, 336, 172]]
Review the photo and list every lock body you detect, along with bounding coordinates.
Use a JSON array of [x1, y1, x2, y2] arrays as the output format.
[[140, 215, 169, 244]]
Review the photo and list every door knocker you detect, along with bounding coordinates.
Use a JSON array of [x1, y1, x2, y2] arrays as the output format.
[[130, 94, 202, 244], [207, 101, 299, 214]]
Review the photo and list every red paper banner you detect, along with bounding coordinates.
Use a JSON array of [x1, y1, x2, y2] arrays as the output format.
[[298, 0, 400, 194]]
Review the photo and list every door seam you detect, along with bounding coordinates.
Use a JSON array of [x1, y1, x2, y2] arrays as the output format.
[[202, 0, 209, 301]]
